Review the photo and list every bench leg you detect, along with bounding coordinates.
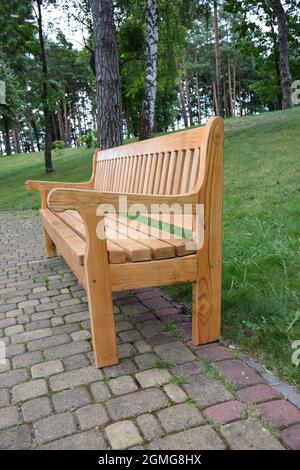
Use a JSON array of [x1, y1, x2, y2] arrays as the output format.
[[43, 227, 57, 257], [192, 260, 221, 345], [83, 213, 119, 368], [86, 278, 119, 368]]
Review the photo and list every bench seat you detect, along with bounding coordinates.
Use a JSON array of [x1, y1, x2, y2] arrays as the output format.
[[41, 208, 197, 265]]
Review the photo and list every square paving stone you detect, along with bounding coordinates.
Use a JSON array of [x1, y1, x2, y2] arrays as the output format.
[[108, 375, 138, 395], [106, 389, 167, 420], [38, 430, 107, 450], [258, 400, 300, 429], [136, 413, 164, 440], [220, 419, 284, 450], [157, 403, 204, 432], [171, 361, 203, 376], [76, 404, 109, 430], [163, 384, 187, 404], [34, 412, 76, 445], [134, 353, 159, 370], [52, 386, 91, 413], [0, 424, 32, 450], [31, 360, 64, 378], [12, 379, 48, 403], [281, 424, 300, 450], [62, 353, 90, 371], [135, 369, 171, 388], [12, 351, 44, 369], [216, 360, 266, 389], [193, 344, 234, 361], [105, 421, 143, 450], [154, 342, 195, 365], [183, 374, 233, 408], [90, 381, 111, 402], [118, 343, 137, 359], [0, 369, 29, 388], [49, 366, 103, 391], [118, 329, 143, 343], [203, 400, 246, 424], [0, 406, 20, 429], [235, 384, 280, 404], [21, 397, 52, 422], [104, 358, 137, 378], [149, 425, 225, 450], [0, 389, 10, 407], [136, 319, 165, 337]]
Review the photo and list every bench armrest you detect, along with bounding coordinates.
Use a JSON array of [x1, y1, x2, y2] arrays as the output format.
[[48, 188, 198, 215], [25, 180, 94, 191], [25, 180, 94, 209]]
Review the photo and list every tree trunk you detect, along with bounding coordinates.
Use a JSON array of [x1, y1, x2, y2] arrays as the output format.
[[233, 60, 236, 116], [63, 100, 70, 145], [178, 63, 189, 128], [57, 104, 64, 141], [213, 0, 224, 117], [139, 0, 159, 140], [37, 0, 53, 172], [228, 58, 235, 116], [32, 118, 41, 151], [182, 49, 193, 127], [268, 13, 282, 108], [223, 79, 228, 117], [268, 0, 293, 108], [91, 0, 123, 149], [14, 130, 21, 154], [3, 116, 11, 155], [28, 122, 35, 152], [212, 81, 218, 116], [195, 53, 201, 125], [76, 105, 82, 137]]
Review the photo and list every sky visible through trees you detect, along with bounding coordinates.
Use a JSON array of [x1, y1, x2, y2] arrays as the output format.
[[0, 0, 299, 171]]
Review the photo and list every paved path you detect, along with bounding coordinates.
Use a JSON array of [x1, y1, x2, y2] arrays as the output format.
[[0, 213, 300, 450]]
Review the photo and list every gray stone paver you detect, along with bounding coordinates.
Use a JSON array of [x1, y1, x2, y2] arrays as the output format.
[[0, 213, 298, 450]]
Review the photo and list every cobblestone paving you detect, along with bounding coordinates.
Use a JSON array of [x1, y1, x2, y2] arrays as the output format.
[[0, 213, 300, 450]]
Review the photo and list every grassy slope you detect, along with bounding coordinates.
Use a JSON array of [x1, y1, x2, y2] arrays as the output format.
[[0, 108, 300, 385]]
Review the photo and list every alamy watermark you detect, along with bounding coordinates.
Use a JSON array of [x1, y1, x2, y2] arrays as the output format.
[[94, 196, 205, 250], [291, 340, 300, 367], [0, 80, 6, 104], [292, 80, 300, 106]]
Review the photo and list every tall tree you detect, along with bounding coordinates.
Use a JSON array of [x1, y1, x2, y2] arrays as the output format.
[[90, 0, 123, 149], [268, 0, 293, 108], [35, 0, 53, 172], [139, 0, 159, 140], [213, 0, 224, 117]]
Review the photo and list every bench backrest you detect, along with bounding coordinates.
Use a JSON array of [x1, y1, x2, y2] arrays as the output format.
[[93, 127, 204, 195], [92, 118, 223, 197]]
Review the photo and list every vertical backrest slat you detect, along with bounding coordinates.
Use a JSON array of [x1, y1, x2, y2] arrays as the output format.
[[172, 150, 185, 195], [165, 151, 177, 195], [158, 152, 170, 195], [153, 152, 163, 194], [180, 149, 193, 194], [138, 156, 147, 193], [147, 153, 158, 194], [133, 156, 142, 193], [189, 147, 201, 191]]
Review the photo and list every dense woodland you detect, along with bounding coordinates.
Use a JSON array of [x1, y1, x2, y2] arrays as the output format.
[[0, 0, 299, 172]]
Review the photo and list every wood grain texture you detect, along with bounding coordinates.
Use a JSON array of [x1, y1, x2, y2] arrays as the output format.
[[110, 255, 197, 291], [81, 212, 119, 368], [192, 116, 224, 345]]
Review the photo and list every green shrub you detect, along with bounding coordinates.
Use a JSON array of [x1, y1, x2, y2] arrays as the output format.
[[52, 140, 66, 156]]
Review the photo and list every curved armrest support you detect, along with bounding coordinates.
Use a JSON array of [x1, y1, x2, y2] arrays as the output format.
[[48, 188, 199, 215]]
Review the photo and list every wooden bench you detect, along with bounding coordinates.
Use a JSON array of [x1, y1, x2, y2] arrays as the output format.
[[25, 117, 224, 368]]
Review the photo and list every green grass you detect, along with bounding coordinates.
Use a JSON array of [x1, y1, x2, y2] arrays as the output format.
[[0, 147, 94, 210], [1, 107, 300, 387]]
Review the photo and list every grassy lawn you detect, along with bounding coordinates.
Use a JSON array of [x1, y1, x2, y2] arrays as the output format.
[[0, 107, 300, 386]]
